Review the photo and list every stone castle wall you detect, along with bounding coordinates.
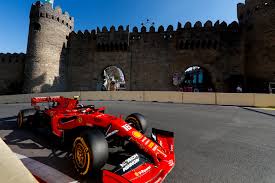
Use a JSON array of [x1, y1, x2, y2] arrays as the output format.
[[238, 0, 275, 92], [0, 53, 26, 94], [67, 21, 242, 92], [0, 0, 274, 94]]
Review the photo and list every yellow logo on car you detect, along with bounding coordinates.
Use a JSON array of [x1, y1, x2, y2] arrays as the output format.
[[78, 117, 82, 123], [132, 131, 143, 139], [148, 142, 154, 148]]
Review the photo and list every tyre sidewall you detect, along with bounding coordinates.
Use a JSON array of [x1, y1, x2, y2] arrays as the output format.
[[126, 113, 147, 133], [17, 109, 36, 128], [17, 111, 24, 128], [73, 129, 108, 176]]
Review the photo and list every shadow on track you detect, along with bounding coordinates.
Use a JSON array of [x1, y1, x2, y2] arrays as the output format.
[[0, 116, 17, 130], [0, 115, 134, 183], [241, 107, 275, 118]]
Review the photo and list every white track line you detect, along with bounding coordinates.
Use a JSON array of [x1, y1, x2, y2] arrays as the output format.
[[15, 153, 78, 183]]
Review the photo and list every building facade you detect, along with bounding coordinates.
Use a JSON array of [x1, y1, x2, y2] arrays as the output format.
[[0, 0, 274, 94]]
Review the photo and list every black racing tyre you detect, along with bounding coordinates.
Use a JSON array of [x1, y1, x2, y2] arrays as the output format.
[[17, 109, 36, 128], [125, 113, 147, 133], [72, 128, 108, 176]]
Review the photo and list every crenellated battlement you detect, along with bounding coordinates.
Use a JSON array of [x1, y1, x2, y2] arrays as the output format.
[[96, 25, 130, 33], [237, 0, 275, 21], [30, 1, 74, 30], [0, 53, 26, 64], [67, 20, 240, 53], [69, 20, 239, 39], [130, 20, 239, 33]]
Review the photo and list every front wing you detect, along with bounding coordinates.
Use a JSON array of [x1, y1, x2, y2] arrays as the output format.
[[102, 128, 175, 183]]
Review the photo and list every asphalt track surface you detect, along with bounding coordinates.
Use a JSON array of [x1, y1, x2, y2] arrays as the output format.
[[1, 101, 275, 183]]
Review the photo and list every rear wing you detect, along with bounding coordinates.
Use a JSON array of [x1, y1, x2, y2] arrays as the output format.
[[31, 96, 64, 106], [31, 96, 79, 110]]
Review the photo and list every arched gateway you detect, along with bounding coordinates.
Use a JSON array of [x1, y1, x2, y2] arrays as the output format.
[[173, 66, 214, 92], [97, 66, 126, 91]]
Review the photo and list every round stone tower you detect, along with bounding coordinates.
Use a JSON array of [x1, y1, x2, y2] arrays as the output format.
[[237, 0, 275, 92], [23, 1, 74, 93]]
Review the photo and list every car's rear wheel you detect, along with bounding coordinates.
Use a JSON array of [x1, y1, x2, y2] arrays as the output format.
[[125, 113, 147, 133], [17, 109, 36, 128], [72, 129, 108, 176]]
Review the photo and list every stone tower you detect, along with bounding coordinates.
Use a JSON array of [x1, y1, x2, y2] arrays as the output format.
[[238, 0, 275, 92], [23, 1, 74, 93]]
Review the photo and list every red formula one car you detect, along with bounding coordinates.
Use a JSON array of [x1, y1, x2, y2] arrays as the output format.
[[17, 96, 175, 183]]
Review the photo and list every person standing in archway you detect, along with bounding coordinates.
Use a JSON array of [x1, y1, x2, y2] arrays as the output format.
[[236, 84, 243, 93], [110, 81, 116, 91], [207, 87, 213, 92]]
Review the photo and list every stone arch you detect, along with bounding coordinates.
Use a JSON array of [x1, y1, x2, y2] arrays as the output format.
[[98, 66, 126, 91], [179, 65, 215, 92]]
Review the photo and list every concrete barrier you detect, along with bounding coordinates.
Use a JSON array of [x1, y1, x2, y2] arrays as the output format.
[[0, 138, 37, 183], [216, 93, 255, 106], [1, 91, 275, 108], [143, 91, 182, 103], [80, 91, 111, 101], [254, 94, 275, 107], [110, 91, 144, 101], [183, 93, 216, 105]]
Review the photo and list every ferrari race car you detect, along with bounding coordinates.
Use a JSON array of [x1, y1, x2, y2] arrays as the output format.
[[17, 96, 175, 183]]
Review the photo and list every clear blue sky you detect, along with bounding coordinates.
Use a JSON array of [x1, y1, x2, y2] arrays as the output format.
[[0, 0, 244, 53]]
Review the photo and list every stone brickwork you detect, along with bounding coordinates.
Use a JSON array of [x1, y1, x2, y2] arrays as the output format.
[[0, 53, 25, 94], [23, 1, 74, 93], [0, 0, 274, 94], [67, 21, 242, 92], [238, 0, 275, 92]]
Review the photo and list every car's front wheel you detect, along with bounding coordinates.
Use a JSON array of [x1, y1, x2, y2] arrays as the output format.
[[72, 128, 108, 176], [125, 113, 147, 133]]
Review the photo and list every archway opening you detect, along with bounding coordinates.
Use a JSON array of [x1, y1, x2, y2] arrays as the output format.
[[99, 66, 126, 91], [173, 66, 214, 92]]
